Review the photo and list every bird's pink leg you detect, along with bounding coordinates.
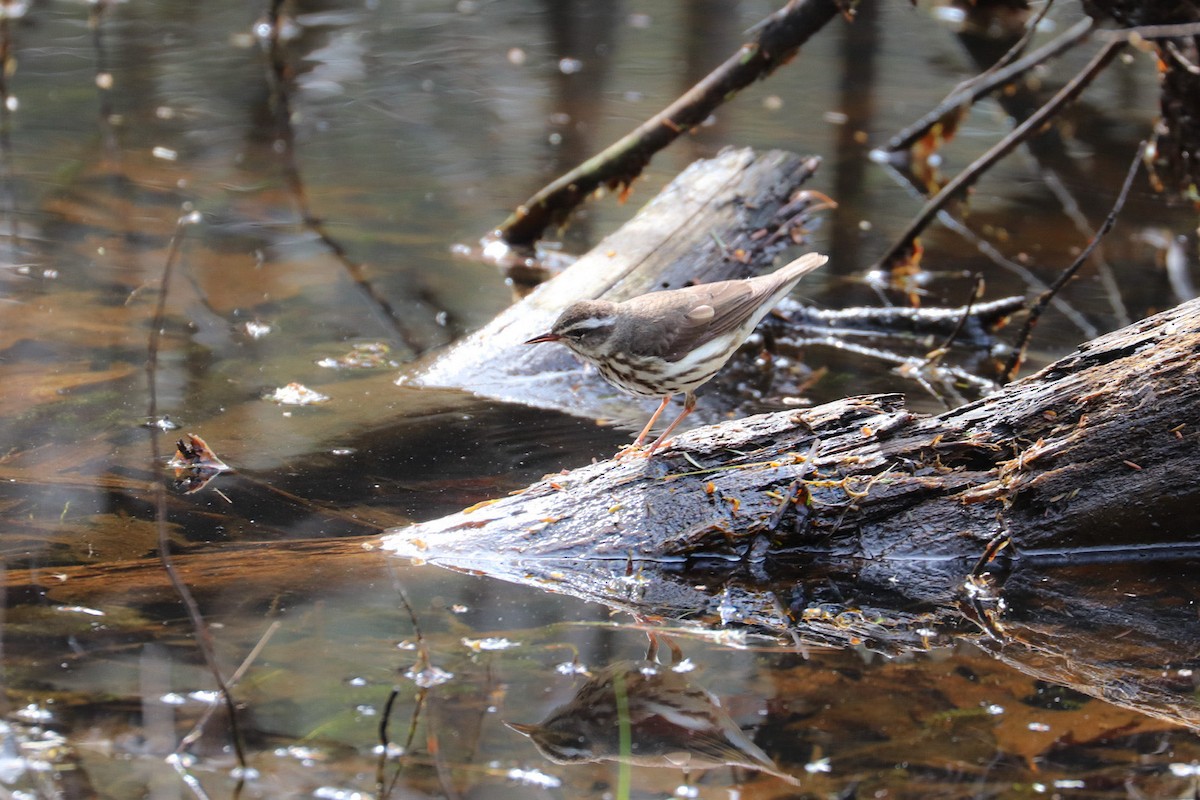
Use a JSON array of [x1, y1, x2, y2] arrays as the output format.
[[644, 393, 696, 457], [615, 396, 672, 459]]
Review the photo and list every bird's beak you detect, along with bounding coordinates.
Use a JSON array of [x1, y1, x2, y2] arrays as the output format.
[[524, 332, 561, 344], [504, 721, 538, 736]]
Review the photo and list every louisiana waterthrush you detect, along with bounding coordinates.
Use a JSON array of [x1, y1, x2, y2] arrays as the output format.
[[525, 252, 828, 457]]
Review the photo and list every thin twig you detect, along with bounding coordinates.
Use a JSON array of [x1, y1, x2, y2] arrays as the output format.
[[146, 209, 248, 773], [924, 273, 986, 366], [875, 39, 1125, 270], [176, 621, 282, 754], [1003, 141, 1146, 381], [884, 16, 1094, 153]]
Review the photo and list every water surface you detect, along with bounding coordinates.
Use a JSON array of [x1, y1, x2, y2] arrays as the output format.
[[1, 1, 1196, 798]]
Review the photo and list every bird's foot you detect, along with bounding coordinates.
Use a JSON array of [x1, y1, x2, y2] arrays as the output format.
[[613, 442, 649, 460], [643, 438, 673, 458], [613, 439, 675, 460]]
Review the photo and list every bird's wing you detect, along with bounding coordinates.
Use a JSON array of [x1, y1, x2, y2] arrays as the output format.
[[655, 279, 776, 360]]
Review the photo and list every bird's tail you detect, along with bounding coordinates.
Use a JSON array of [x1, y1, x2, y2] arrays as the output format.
[[775, 252, 828, 282]]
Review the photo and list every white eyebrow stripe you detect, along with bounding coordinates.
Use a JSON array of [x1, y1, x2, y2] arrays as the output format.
[[563, 316, 616, 334]]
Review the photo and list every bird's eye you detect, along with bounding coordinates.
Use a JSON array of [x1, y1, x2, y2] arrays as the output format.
[[561, 323, 610, 344]]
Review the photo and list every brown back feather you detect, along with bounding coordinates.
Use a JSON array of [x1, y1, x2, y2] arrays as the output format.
[[612, 254, 825, 361]]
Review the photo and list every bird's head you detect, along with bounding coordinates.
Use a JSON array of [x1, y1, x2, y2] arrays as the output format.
[[524, 300, 619, 360]]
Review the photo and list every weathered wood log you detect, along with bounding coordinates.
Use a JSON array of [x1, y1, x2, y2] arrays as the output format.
[[384, 296, 1200, 729]]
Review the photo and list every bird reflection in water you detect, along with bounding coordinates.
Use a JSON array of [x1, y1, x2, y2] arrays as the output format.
[[506, 635, 801, 786]]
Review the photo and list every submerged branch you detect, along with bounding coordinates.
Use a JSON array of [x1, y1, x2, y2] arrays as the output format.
[[146, 210, 248, 773]]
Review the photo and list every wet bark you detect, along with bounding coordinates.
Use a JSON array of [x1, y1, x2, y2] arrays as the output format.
[[386, 296, 1200, 566]]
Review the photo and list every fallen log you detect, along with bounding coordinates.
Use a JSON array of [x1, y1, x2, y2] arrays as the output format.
[[388, 295, 1200, 565], [384, 295, 1200, 729]]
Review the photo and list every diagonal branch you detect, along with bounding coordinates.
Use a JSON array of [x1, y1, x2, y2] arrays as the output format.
[[875, 39, 1125, 271], [494, 0, 842, 247], [1002, 140, 1146, 381], [882, 16, 1094, 155]]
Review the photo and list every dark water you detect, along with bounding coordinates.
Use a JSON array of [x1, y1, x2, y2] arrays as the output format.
[[1, 1, 1197, 798]]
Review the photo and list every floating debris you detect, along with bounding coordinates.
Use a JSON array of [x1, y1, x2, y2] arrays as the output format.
[[13, 704, 52, 723], [404, 665, 454, 688], [267, 382, 329, 405], [167, 433, 231, 494], [53, 605, 105, 617], [168, 433, 230, 472], [506, 767, 561, 789], [461, 637, 520, 652], [316, 342, 395, 370], [242, 320, 272, 339], [555, 661, 590, 676]]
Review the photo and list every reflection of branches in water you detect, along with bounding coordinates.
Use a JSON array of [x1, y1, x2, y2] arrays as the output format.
[[875, 39, 1126, 271], [174, 621, 281, 754], [145, 210, 248, 778], [376, 571, 464, 800], [873, 159, 1098, 339], [1004, 141, 1146, 381], [0, 4, 19, 262], [89, 0, 119, 158], [257, 4, 425, 355]]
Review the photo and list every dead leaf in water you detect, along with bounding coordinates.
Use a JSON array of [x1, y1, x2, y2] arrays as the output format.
[[168, 433, 231, 494]]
